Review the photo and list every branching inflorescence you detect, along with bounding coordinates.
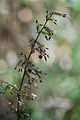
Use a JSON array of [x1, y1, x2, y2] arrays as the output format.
[[0, 11, 67, 120]]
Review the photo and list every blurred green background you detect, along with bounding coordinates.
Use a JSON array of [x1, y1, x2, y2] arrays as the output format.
[[0, 0, 80, 120]]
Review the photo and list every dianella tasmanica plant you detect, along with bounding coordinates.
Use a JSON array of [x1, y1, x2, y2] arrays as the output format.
[[0, 11, 67, 120]]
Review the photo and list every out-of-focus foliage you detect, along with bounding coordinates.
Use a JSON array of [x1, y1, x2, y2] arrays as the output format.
[[0, 0, 80, 120]]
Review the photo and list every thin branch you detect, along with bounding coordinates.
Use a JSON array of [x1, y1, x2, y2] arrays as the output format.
[[0, 80, 18, 91]]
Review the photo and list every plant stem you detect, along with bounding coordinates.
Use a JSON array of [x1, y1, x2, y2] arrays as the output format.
[[17, 12, 53, 120], [19, 20, 47, 91]]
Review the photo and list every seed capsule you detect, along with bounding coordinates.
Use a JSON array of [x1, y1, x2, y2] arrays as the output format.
[[40, 80, 42, 82], [49, 37, 51, 40], [28, 68, 32, 73], [39, 55, 42, 59]]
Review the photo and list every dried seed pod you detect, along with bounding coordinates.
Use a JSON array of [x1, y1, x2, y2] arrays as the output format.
[[36, 20, 38, 23], [39, 54, 43, 59], [44, 56, 47, 61], [54, 21, 57, 25], [45, 35, 48, 40], [28, 68, 32, 73], [49, 36, 51, 40], [46, 10, 48, 13], [40, 80, 43, 83], [10, 91, 14, 95], [18, 69, 20, 72], [14, 66, 17, 70]]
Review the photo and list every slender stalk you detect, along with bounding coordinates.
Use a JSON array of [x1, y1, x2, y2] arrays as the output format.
[[17, 12, 54, 120], [19, 19, 47, 91]]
